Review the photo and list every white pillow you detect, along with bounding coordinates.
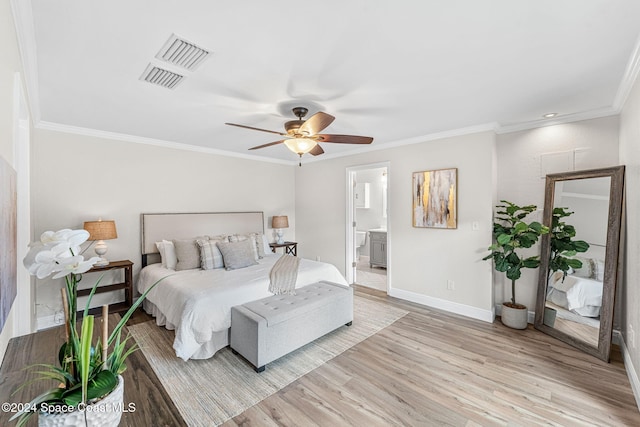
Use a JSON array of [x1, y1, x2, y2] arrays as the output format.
[[155, 239, 177, 270]]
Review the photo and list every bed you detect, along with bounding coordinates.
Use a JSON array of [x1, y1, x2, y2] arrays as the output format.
[[546, 254, 604, 318], [136, 212, 349, 361]]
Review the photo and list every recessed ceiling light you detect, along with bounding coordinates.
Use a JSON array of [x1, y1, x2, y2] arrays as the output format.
[[543, 113, 558, 118]]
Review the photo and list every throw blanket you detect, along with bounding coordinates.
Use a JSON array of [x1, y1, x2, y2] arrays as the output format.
[[269, 254, 300, 295]]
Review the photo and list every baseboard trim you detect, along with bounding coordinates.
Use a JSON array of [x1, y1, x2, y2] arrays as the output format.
[[618, 333, 640, 411], [36, 314, 63, 331], [389, 288, 494, 323]]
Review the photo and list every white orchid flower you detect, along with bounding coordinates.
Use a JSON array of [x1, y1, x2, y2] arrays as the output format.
[[23, 228, 93, 279], [52, 256, 101, 279]]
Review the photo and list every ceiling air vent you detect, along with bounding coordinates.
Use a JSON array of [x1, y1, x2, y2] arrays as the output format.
[[155, 34, 210, 71], [140, 64, 184, 89]]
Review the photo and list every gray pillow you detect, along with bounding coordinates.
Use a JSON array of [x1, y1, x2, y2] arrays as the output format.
[[173, 238, 201, 271], [217, 239, 258, 270]]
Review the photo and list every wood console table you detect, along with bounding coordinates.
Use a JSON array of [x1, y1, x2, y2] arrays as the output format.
[[269, 241, 298, 256], [79, 260, 133, 315]]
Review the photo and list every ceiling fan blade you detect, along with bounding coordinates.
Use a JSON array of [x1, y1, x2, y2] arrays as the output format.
[[309, 144, 325, 156], [298, 112, 335, 136], [248, 140, 285, 150], [316, 134, 373, 144], [225, 122, 287, 136]]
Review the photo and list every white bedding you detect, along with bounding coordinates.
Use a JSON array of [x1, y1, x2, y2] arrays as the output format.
[[136, 254, 348, 360], [547, 273, 603, 317]]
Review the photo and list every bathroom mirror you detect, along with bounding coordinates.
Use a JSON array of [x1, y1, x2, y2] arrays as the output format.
[[534, 166, 624, 361]]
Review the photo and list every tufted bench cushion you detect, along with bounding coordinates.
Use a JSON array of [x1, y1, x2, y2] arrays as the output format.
[[230, 281, 353, 372]]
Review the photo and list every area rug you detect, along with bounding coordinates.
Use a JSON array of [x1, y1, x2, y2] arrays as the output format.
[[128, 295, 408, 426]]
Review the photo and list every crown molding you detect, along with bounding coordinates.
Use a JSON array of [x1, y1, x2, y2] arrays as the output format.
[[613, 32, 640, 111], [495, 106, 619, 135], [36, 121, 295, 166], [10, 0, 41, 123], [302, 122, 499, 164]]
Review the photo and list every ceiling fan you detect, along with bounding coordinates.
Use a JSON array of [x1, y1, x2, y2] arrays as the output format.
[[225, 107, 373, 164]]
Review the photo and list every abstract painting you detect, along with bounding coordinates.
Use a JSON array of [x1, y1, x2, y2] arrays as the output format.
[[412, 168, 457, 229], [0, 156, 17, 333]]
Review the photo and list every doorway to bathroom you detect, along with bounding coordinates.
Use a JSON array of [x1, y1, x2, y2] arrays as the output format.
[[346, 163, 389, 292]]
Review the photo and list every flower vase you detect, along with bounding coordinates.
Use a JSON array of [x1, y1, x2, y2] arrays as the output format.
[[38, 376, 124, 427]]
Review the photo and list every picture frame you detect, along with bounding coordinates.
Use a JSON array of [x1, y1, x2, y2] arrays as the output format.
[[0, 156, 17, 333], [412, 168, 457, 229]]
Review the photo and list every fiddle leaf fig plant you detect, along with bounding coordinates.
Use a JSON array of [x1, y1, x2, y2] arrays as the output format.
[[483, 200, 549, 307], [548, 207, 590, 280]]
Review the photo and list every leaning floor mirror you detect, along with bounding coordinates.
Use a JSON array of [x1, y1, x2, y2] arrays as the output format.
[[534, 165, 624, 361]]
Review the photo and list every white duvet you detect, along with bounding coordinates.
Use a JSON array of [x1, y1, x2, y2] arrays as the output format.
[[547, 274, 603, 317], [136, 254, 348, 360]]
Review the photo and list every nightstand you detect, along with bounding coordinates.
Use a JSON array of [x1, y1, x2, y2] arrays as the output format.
[[77, 260, 133, 315], [269, 241, 298, 256]]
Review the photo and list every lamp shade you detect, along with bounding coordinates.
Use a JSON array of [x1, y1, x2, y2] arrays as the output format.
[[83, 220, 118, 241], [271, 216, 289, 229]]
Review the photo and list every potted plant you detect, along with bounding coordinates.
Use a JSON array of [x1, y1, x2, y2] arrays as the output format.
[[548, 207, 590, 280], [483, 200, 549, 329], [12, 229, 163, 427]]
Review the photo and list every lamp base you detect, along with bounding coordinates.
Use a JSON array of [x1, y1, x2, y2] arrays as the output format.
[[94, 257, 109, 267], [275, 229, 285, 245]]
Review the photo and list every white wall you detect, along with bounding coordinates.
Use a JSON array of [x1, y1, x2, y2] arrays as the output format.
[[620, 69, 640, 399], [31, 129, 295, 321], [296, 131, 496, 321], [495, 116, 620, 311]]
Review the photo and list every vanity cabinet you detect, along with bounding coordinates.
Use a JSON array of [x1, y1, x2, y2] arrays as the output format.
[[369, 230, 387, 268]]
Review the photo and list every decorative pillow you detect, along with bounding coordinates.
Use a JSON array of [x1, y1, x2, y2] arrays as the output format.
[[571, 256, 595, 279], [249, 232, 267, 258], [158, 240, 177, 270], [155, 241, 167, 268], [197, 238, 225, 270], [594, 259, 605, 281], [229, 233, 263, 260], [217, 239, 258, 270], [173, 238, 203, 271]]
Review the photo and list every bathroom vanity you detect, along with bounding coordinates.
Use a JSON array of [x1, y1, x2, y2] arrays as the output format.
[[369, 229, 387, 268]]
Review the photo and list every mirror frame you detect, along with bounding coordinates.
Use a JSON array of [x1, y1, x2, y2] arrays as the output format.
[[534, 165, 624, 362]]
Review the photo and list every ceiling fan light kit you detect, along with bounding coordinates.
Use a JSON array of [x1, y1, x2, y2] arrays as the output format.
[[284, 138, 317, 155], [225, 106, 373, 165]]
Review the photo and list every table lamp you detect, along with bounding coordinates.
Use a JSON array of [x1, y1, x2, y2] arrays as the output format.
[[83, 219, 118, 267], [271, 216, 289, 245]]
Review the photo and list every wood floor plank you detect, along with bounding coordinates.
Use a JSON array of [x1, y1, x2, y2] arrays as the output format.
[[229, 286, 640, 426]]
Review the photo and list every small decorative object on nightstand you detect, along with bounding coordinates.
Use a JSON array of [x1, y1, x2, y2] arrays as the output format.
[[270, 241, 297, 256], [83, 219, 118, 266], [78, 260, 133, 315]]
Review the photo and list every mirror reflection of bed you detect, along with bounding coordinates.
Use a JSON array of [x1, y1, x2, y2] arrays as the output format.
[[542, 176, 610, 348]]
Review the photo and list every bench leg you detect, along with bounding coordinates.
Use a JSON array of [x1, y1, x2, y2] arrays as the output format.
[[345, 321, 353, 326], [255, 365, 265, 373]]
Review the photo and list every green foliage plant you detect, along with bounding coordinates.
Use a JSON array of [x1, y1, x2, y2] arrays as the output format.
[[548, 207, 590, 280], [483, 200, 549, 308]]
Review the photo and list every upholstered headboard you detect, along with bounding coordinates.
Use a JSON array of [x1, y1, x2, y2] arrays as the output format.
[[140, 212, 265, 266]]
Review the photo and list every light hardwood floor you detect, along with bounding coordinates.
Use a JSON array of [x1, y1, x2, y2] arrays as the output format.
[[224, 286, 640, 427]]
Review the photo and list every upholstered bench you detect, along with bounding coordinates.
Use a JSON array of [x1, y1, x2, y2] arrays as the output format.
[[230, 281, 354, 372]]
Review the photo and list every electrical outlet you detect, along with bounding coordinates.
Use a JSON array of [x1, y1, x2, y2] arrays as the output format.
[[447, 280, 455, 290], [629, 324, 636, 349], [54, 310, 65, 324], [472, 221, 479, 231]]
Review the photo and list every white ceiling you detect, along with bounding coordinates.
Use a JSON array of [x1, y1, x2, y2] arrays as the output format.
[[15, 0, 640, 164]]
